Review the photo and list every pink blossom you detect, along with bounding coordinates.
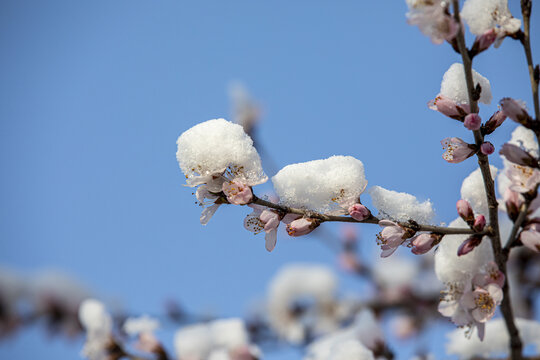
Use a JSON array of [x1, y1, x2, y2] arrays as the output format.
[[406, 1, 459, 44], [473, 28, 497, 53], [480, 142, 494, 155], [376, 220, 415, 257], [484, 110, 507, 134], [441, 137, 476, 163], [506, 163, 540, 193], [473, 262, 505, 288], [520, 222, 540, 252], [463, 113, 482, 130], [222, 180, 253, 205], [500, 143, 539, 168], [473, 215, 486, 232], [348, 203, 371, 221], [285, 218, 320, 237], [456, 199, 474, 223], [457, 235, 482, 256], [460, 283, 503, 323], [244, 205, 281, 251], [410, 233, 441, 255], [428, 95, 470, 119], [500, 98, 531, 124]]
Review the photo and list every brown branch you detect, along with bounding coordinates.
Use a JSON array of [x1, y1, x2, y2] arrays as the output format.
[[519, 0, 540, 125], [251, 195, 486, 236], [451, 1, 523, 359], [504, 202, 531, 254]]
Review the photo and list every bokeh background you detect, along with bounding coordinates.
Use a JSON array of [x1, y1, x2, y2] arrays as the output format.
[[1, 1, 538, 359]]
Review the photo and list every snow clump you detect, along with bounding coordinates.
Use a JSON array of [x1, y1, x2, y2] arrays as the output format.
[[369, 185, 435, 223], [272, 156, 367, 213], [440, 63, 492, 105]]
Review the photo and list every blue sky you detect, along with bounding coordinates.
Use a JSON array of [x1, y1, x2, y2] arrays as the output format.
[[1, 1, 538, 359]]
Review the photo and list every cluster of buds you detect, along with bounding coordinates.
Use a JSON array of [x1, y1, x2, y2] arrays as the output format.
[[376, 220, 442, 257], [456, 200, 486, 256]]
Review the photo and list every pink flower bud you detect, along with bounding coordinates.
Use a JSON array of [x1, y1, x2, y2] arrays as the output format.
[[473, 214, 486, 232], [222, 180, 253, 205], [410, 233, 440, 255], [463, 113, 482, 130], [520, 222, 540, 252], [474, 28, 497, 52], [484, 110, 506, 134], [499, 143, 539, 168], [457, 199, 474, 223], [500, 98, 531, 124], [428, 95, 469, 119], [441, 137, 476, 163], [348, 203, 371, 221], [286, 218, 320, 237], [504, 188, 523, 221], [457, 235, 482, 256], [480, 142, 495, 155]]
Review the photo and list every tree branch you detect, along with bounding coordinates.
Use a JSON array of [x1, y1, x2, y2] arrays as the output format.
[[451, 1, 523, 359], [251, 195, 486, 236], [519, 0, 540, 125]]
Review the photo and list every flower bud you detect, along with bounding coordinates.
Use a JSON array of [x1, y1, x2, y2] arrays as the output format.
[[500, 98, 532, 125], [480, 142, 495, 155], [457, 199, 474, 224], [286, 218, 320, 237], [457, 235, 482, 256], [411, 233, 442, 255], [499, 143, 539, 168], [473, 214, 486, 232], [222, 180, 253, 205], [428, 95, 469, 120], [348, 203, 371, 221], [463, 113, 482, 130], [484, 110, 506, 134], [473, 28, 497, 53], [504, 188, 522, 221]]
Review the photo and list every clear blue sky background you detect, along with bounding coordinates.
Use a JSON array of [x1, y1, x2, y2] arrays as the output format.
[[1, 1, 538, 359]]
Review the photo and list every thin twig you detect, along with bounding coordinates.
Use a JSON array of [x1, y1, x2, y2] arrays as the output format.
[[519, 0, 540, 124], [505, 202, 531, 253], [251, 195, 486, 236], [451, 1, 523, 359]]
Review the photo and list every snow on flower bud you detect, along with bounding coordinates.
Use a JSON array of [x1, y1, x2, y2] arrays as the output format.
[[500, 143, 539, 168], [520, 222, 540, 252], [473, 215, 486, 232], [428, 95, 469, 119], [480, 142, 494, 155], [484, 110, 506, 134], [473, 28, 497, 53], [441, 138, 476, 163], [457, 199, 474, 224], [500, 98, 531, 125], [348, 203, 371, 221], [439, 63, 492, 106], [410, 233, 442, 255], [222, 180, 253, 205], [406, 0, 459, 44], [464, 113, 482, 130], [461, 0, 522, 48], [286, 218, 321, 237], [457, 235, 482, 256]]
